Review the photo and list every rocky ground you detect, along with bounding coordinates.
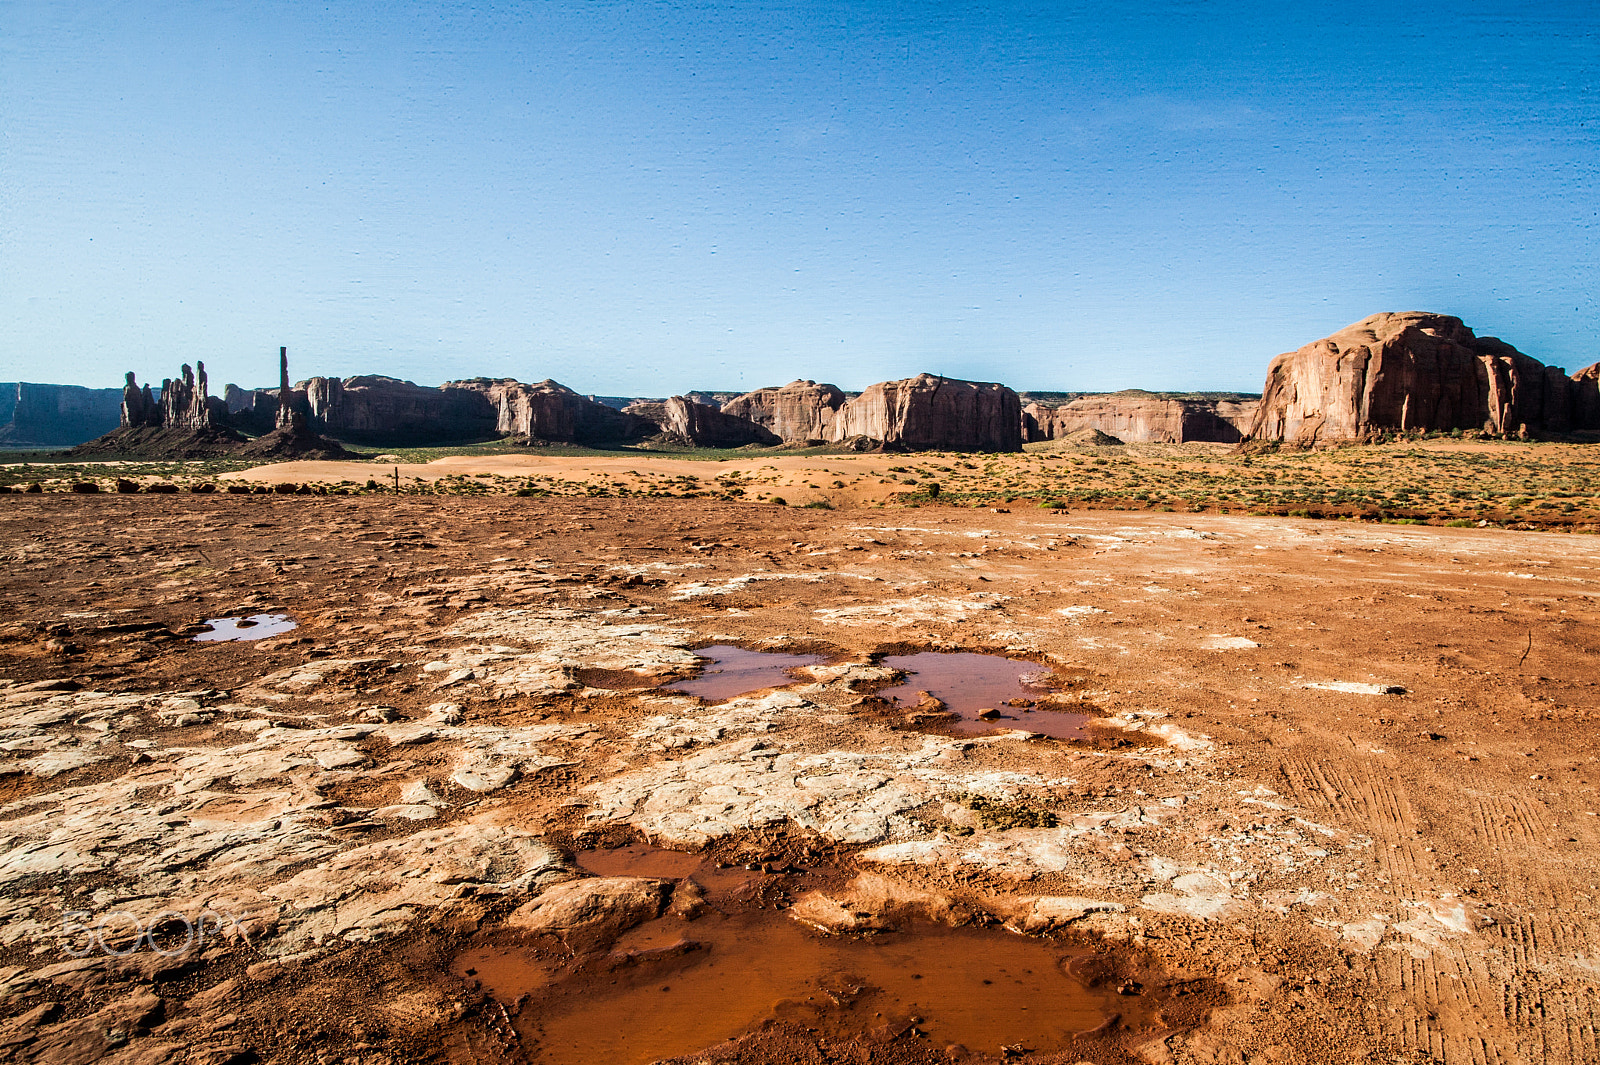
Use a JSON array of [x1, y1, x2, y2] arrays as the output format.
[[1, 487, 1598, 1064]]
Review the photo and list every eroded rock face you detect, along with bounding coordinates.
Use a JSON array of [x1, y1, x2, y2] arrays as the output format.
[[120, 374, 160, 428], [831, 374, 1022, 452], [299, 375, 497, 444], [1023, 393, 1257, 444], [448, 378, 654, 444], [160, 362, 219, 430], [722, 380, 848, 444], [1248, 312, 1594, 445], [76, 364, 245, 455], [116, 363, 221, 432], [1574, 362, 1600, 429], [624, 396, 779, 447]]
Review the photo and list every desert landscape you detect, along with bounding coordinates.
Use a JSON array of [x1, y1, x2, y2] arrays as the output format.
[[5, 0, 1597, 1058], [2, 428, 1599, 1063]]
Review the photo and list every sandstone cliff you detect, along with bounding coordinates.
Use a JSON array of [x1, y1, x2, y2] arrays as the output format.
[[830, 374, 1022, 452], [1573, 363, 1600, 430], [298, 375, 497, 444], [0, 382, 123, 447], [447, 379, 654, 444], [1249, 312, 1592, 445], [722, 380, 847, 444], [623, 397, 779, 447], [1022, 392, 1257, 444]]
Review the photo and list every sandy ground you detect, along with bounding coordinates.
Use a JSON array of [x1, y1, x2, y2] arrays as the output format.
[[2, 491, 1598, 1064], [221, 452, 928, 509]]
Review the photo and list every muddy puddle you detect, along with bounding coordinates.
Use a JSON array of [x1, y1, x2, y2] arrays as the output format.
[[878, 652, 1092, 739], [456, 844, 1190, 1064], [191, 613, 298, 642], [665, 644, 827, 702], [576, 843, 705, 879]]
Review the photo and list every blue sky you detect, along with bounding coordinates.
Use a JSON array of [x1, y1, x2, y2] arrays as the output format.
[[1, 1, 1595, 395]]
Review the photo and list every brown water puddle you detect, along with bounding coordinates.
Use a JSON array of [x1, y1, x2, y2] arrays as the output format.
[[454, 842, 1205, 1063], [878, 652, 1092, 739], [473, 916, 1146, 1064], [576, 843, 706, 879], [664, 644, 827, 702], [192, 613, 298, 642]]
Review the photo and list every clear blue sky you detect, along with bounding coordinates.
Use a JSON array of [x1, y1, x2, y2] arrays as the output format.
[[2, 1, 1595, 395]]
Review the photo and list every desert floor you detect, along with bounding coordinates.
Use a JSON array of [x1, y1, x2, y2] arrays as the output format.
[[2, 485, 1598, 1064]]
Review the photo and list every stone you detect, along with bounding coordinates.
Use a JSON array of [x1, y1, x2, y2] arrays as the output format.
[[623, 396, 780, 447], [9, 990, 163, 1063], [157, 362, 218, 430], [1022, 391, 1256, 444], [377, 723, 439, 746], [829, 374, 1022, 451], [425, 702, 464, 724], [372, 804, 439, 820], [1574, 361, 1600, 427], [993, 895, 1125, 933], [1247, 311, 1594, 445], [121, 373, 160, 428], [1200, 635, 1258, 650], [447, 378, 653, 444], [266, 825, 570, 947], [667, 877, 707, 919], [0, 382, 122, 448], [298, 374, 497, 445], [1141, 871, 1249, 921], [788, 873, 961, 933], [400, 780, 445, 805], [505, 876, 672, 949], [1303, 681, 1406, 696], [451, 762, 518, 793], [722, 380, 849, 444]]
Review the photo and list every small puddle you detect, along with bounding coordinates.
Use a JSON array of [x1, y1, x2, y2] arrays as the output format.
[[878, 652, 1092, 739], [463, 918, 1140, 1065], [192, 614, 298, 642], [665, 645, 827, 702], [455, 848, 1191, 1065]]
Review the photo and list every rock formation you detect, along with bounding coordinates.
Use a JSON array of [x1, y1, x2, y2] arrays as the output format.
[[157, 362, 223, 430], [723, 380, 848, 444], [1573, 362, 1600, 430], [120, 373, 160, 427], [296, 374, 497, 444], [0, 382, 124, 447], [73, 351, 352, 459], [273, 346, 306, 431], [224, 382, 279, 434], [830, 374, 1022, 452], [680, 390, 743, 409], [448, 379, 654, 444], [623, 396, 780, 447], [1022, 392, 1258, 444], [1248, 312, 1596, 445]]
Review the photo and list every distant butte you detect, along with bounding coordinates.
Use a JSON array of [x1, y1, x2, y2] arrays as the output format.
[[1247, 312, 1600, 445]]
